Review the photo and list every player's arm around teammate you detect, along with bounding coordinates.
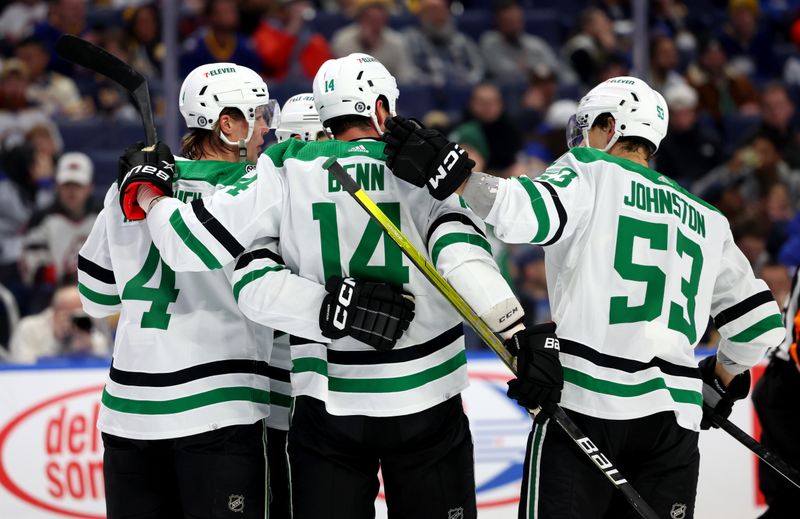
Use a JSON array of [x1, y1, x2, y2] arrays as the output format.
[[117, 68, 414, 351], [382, 76, 785, 519]]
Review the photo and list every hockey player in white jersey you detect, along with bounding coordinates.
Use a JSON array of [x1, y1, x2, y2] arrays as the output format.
[[113, 53, 563, 519], [79, 63, 411, 519], [78, 62, 278, 519], [263, 92, 326, 518], [381, 76, 785, 518]]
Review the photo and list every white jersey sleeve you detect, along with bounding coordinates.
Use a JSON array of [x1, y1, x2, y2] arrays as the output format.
[[424, 195, 521, 327], [484, 153, 593, 246], [711, 230, 785, 369], [145, 161, 283, 272], [78, 207, 121, 317], [232, 238, 329, 343]]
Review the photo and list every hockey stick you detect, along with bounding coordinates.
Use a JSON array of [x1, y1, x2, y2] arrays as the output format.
[[323, 158, 661, 519], [703, 404, 800, 489], [55, 35, 157, 146]]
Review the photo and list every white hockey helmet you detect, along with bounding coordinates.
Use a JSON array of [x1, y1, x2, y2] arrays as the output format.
[[566, 76, 669, 152], [179, 62, 280, 145], [312, 53, 399, 133], [275, 93, 324, 142]]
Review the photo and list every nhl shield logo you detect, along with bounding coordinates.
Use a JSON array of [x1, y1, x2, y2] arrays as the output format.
[[228, 494, 244, 513], [670, 503, 687, 519], [448, 507, 464, 519]]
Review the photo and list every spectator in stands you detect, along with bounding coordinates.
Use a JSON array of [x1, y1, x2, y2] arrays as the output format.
[[251, 0, 333, 81], [718, 0, 776, 80], [735, 217, 771, 271], [651, 0, 693, 41], [124, 3, 164, 82], [21, 152, 96, 312], [0, 0, 47, 46], [561, 6, 620, 88], [694, 133, 800, 211], [331, 0, 417, 82], [449, 82, 522, 177], [180, 0, 262, 77], [760, 262, 792, 304], [515, 64, 558, 136], [404, 0, 484, 88], [758, 83, 800, 169], [686, 37, 759, 124], [14, 36, 87, 119], [479, 0, 558, 84], [0, 133, 57, 293], [8, 284, 110, 363], [30, 0, 92, 76], [647, 34, 688, 94], [656, 82, 722, 187], [0, 59, 33, 115]]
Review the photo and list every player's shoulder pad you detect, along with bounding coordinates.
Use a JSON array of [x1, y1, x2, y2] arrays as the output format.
[[261, 138, 306, 167], [264, 138, 386, 166], [174, 158, 255, 186]]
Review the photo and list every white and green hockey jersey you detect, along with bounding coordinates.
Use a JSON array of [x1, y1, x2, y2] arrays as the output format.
[[481, 147, 784, 430], [78, 160, 275, 440], [145, 138, 517, 417]]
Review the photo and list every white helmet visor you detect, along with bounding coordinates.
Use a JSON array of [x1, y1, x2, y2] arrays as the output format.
[[566, 114, 588, 149], [256, 100, 281, 130]]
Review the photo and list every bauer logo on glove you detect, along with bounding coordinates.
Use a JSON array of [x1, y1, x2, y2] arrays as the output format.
[[118, 141, 175, 221]]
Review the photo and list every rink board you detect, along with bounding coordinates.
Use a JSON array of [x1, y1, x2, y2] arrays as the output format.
[[0, 355, 769, 519]]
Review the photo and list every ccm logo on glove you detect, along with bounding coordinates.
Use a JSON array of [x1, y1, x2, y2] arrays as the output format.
[[430, 145, 467, 190], [332, 277, 357, 330]]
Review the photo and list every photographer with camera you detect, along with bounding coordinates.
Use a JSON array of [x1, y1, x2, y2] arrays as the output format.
[[8, 284, 110, 363]]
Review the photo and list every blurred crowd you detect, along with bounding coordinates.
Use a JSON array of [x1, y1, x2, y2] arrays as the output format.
[[1, 0, 800, 360]]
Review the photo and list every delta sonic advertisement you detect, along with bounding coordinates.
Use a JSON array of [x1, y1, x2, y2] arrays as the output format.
[[0, 356, 770, 518]]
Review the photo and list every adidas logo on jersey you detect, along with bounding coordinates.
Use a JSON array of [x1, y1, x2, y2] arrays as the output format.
[[347, 145, 369, 154]]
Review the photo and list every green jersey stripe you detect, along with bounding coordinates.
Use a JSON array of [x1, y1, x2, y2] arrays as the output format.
[[293, 357, 328, 376], [78, 282, 121, 306], [430, 232, 492, 266], [233, 265, 286, 301], [101, 386, 270, 415], [175, 160, 252, 186], [516, 176, 551, 243], [528, 421, 546, 519], [728, 314, 784, 342], [563, 367, 703, 407], [168, 209, 223, 269], [270, 391, 292, 408], [293, 350, 467, 393]]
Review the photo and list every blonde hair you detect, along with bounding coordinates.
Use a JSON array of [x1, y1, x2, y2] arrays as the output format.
[[180, 107, 244, 160]]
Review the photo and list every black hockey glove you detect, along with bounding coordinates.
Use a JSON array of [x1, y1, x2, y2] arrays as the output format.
[[699, 355, 751, 430], [506, 322, 563, 420], [382, 116, 475, 200], [319, 276, 415, 352], [118, 141, 175, 221]]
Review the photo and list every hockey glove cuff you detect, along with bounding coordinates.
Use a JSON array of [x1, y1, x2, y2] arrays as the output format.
[[382, 116, 475, 200], [118, 141, 175, 221], [319, 276, 415, 352], [699, 355, 751, 430], [506, 322, 563, 420]]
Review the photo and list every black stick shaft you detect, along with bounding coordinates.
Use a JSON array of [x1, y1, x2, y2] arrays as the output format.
[[710, 410, 800, 489], [55, 35, 156, 145]]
